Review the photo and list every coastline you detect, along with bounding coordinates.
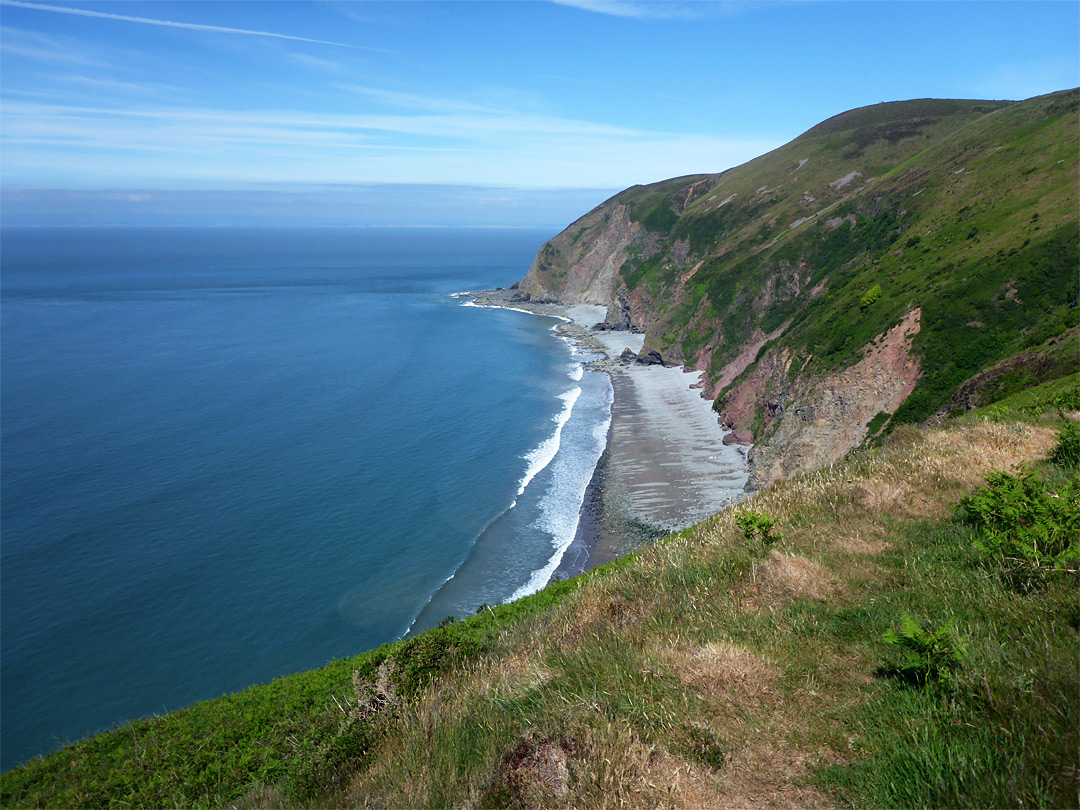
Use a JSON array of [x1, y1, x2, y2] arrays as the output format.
[[464, 289, 748, 583]]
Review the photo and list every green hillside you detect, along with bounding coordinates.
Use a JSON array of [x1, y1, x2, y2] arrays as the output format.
[[521, 90, 1079, 482]]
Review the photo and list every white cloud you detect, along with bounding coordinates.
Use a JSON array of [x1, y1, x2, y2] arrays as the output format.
[[0, 98, 779, 189], [0, 100, 646, 141], [549, 0, 738, 20], [0, 25, 109, 66], [335, 85, 507, 115], [44, 74, 185, 96], [288, 52, 349, 73], [0, 0, 386, 51]]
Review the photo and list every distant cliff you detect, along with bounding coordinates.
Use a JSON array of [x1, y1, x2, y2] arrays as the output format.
[[519, 90, 1080, 486]]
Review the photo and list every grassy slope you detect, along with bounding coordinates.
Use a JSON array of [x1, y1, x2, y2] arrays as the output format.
[[5, 412, 1077, 809], [590, 91, 1078, 434], [344, 415, 1077, 810]]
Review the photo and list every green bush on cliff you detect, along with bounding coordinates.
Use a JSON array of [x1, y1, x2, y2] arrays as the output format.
[[859, 284, 882, 310], [1049, 421, 1080, 467], [956, 465, 1080, 587], [880, 613, 966, 684], [734, 510, 782, 548]]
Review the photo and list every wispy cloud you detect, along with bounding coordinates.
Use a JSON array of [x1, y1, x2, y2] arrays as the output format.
[[0, 0, 388, 51], [549, 0, 770, 20], [288, 52, 349, 74], [0, 98, 779, 188], [550, 0, 725, 20], [0, 25, 109, 66], [0, 102, 658, 168], [46, 74, 185, 96], [336, 85, 507, 115]]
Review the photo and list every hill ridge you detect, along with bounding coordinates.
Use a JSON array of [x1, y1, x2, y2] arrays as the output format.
[[517, 88, 1079, 487]]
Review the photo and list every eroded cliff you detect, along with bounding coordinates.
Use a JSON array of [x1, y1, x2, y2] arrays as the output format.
[[516, 90, 1080, 486]]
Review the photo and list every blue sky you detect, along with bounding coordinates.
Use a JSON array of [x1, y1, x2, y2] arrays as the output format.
[[2, 0, 1077, 226]]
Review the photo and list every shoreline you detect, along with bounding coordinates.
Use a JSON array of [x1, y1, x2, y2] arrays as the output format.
[[464, 289, 749, 583]]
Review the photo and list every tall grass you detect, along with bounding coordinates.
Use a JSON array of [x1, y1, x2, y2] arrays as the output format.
[[4, 418, 1075, 808]]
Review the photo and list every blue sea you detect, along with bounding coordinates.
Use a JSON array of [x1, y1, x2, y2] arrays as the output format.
[[0, 227, 612, 771]]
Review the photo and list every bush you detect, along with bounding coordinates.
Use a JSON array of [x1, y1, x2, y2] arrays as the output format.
[[735, 510, 782, 548], [881, 614, 965, 685], [859, 284, 882, 310], [1049, 421, 1080, 467], [956, 469, 1080, 583]]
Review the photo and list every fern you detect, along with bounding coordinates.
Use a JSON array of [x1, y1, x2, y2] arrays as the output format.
[[735, 510, 782, 548], [1049, 421, 1080, 467], [956, 469, 1080, 580], [881, 614, 965, 684]]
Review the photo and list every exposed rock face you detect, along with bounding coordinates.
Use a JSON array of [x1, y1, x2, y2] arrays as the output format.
[[716, 347, 794, 439], [598, 293, 641, 332], [519, 204, 642, 306], [635, 349, 665, 367], [746, 308, 922, 488], [709, 324, 790, 399], [512, 90, 1077, 490]]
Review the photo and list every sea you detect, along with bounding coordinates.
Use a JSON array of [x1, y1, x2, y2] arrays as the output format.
[[0, 226, 613, 771]]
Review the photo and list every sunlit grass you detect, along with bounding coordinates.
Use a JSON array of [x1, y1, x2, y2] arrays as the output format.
[[3, 417, 1075, 809]]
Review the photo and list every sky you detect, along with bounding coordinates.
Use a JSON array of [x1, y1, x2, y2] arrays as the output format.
[[1, 0, 1077, 227]]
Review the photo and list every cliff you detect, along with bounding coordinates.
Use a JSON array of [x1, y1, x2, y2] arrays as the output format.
[[518, 90, 1080, 486]]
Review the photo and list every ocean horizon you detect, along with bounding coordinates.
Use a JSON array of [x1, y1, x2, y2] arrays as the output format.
[[0, 226, 612, 770]]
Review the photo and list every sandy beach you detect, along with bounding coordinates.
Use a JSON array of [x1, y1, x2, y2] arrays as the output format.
[[465, 292, 748, 577], [551, 304, 748, 575]]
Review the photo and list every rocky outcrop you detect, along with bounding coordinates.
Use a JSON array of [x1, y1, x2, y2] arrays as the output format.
[[746, 308, 922, 488], [596, 293, 643, 332], [635, 349, 666, 367], [709, 324, 790, 399], [518, 204, 643, 306]]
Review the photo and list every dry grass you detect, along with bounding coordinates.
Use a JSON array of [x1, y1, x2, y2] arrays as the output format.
[[226, 784, 287, 810], [340, 418, 1064, 809], [717, 739, 839, 810], [469, 644, 555, 698], [748, 551, 847, 608], [662, 641, 780, 703], [827, 524, 890, 555]]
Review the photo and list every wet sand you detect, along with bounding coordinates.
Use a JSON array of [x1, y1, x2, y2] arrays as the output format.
[[554, 304, 748, 577]]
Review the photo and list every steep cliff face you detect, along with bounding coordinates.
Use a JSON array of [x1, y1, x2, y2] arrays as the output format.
[[519, 202, 640, 306], [518, 174, 717, 315], [517, 90, 1080, 486], [744, 308, 922, 488]]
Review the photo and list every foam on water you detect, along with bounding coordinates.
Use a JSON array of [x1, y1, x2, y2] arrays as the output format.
[[516, 386, 580, 496], [509, 383, 612, 601]]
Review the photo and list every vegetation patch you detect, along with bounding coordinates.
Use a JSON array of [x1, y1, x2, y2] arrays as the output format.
[[5, 417, 1076, 809], [955, 433, 1080, 588]]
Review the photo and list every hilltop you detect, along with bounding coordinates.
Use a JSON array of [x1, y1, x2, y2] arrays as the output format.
[[518, 89, 1079, 487]]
